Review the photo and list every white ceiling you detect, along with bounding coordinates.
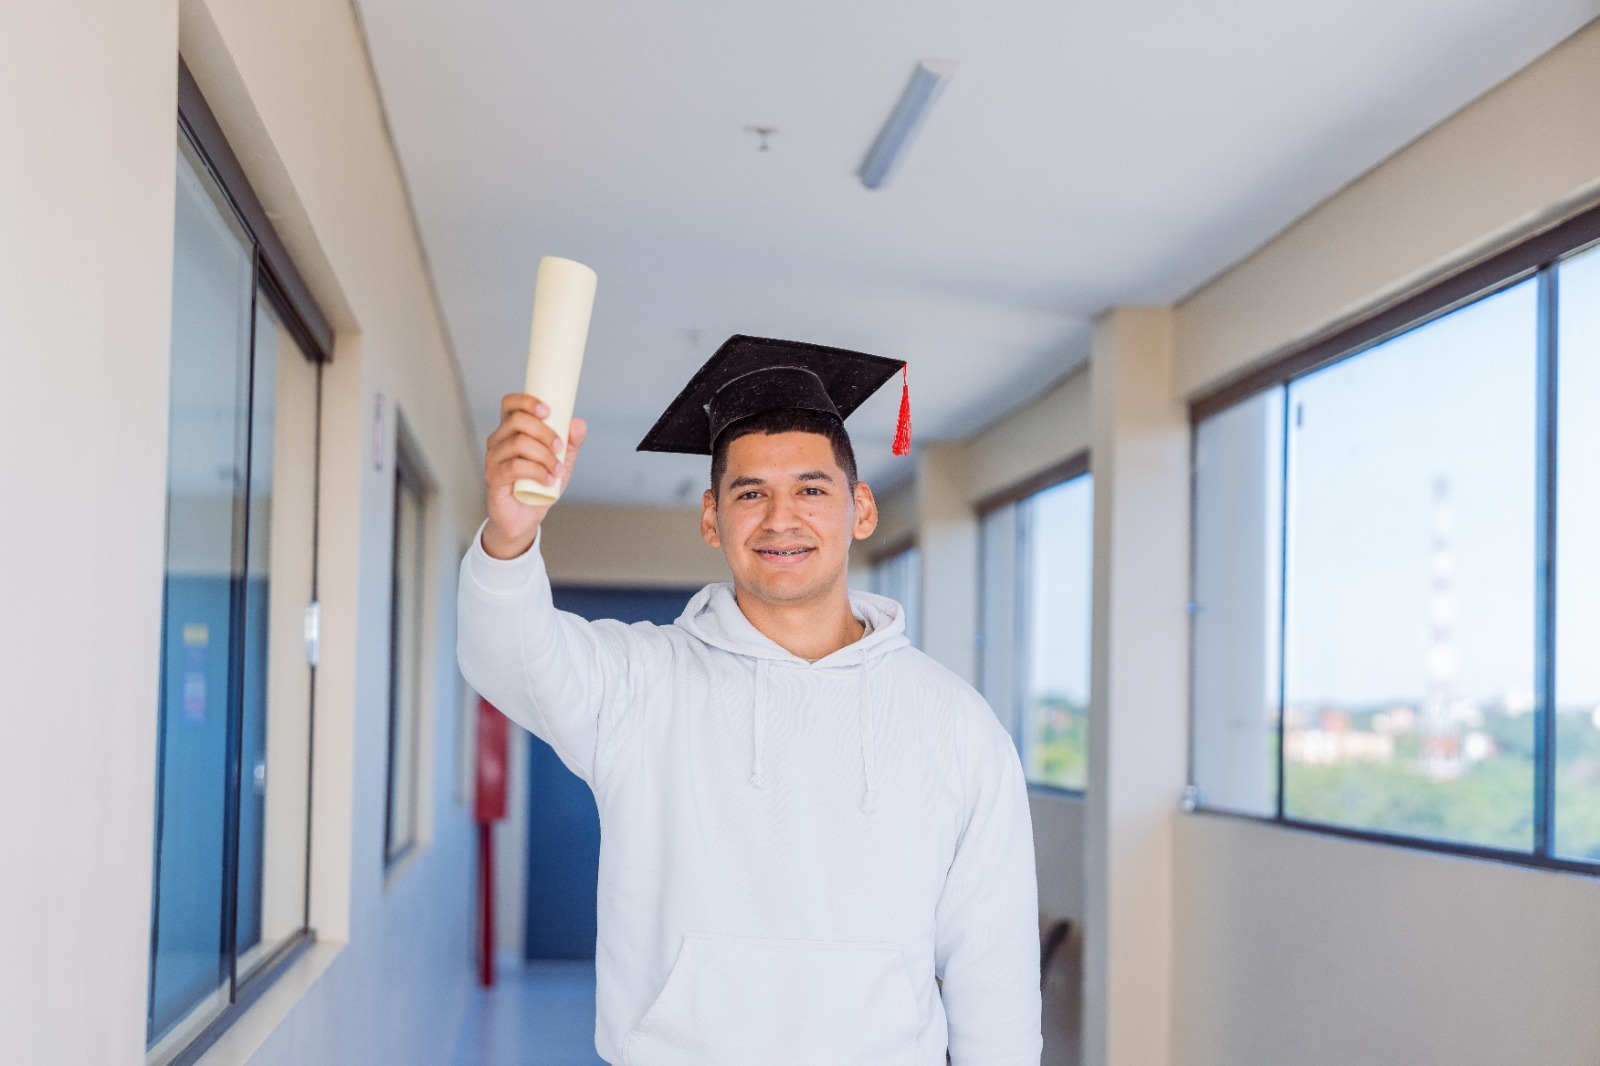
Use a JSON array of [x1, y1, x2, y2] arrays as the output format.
[[353, 0, 1598, 505]]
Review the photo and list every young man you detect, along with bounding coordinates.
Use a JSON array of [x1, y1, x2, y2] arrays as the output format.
[[458, 336, 1042, 1065]]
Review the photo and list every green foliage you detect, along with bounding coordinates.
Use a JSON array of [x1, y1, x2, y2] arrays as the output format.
[[1555, 712, 1600, 860], [1284, 710, 1600, 859], [1029, 696, 1087, 790], [1287, 756, 1534, 849]]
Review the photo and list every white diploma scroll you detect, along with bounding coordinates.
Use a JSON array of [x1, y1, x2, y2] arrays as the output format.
[[513, 256, 597, 507]]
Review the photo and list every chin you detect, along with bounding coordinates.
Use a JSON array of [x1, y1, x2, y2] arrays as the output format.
[[741, 569, 839, 607], [744, 579, 817, 605]]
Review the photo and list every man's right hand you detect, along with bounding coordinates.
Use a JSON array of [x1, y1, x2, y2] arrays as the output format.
[[481, 393, 587, 560]]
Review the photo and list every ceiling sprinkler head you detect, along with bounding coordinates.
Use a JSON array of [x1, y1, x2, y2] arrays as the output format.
[[744, 126, 777, 152]]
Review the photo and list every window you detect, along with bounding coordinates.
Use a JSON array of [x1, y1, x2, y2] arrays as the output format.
[[1190, 206, 1600, 871], [149, 68, 330, 1063], [1282, 282, 1537, 849], [1190, 389, 1283, 816], [979, 462, 1093, 791], [1556, 244, 1600, 862], [869, 541, 922, 648], [385, 432, 428, 865]]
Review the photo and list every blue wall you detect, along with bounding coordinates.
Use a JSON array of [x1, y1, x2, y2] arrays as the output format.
[[524, 587, 699, 960]]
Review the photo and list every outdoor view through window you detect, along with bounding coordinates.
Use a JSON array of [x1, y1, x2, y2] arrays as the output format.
[[1283, 281, 1537, 849], [1023, 477, 1093, 790], [1193, 241, 1600, 862]]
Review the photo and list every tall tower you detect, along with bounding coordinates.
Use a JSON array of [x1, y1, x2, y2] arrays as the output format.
[[1421, 475, 1462, 779]]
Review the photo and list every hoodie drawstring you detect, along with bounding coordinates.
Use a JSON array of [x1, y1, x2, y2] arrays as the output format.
[[747, 647, 879, 814], [859, 649, 878, 814], [749, 659, 769, 789]]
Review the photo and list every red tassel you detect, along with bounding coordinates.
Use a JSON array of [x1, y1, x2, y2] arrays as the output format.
[[892, 364, 912, 456]]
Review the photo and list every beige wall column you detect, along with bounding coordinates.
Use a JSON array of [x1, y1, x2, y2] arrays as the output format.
[[1083, 308, 1189, 1066], [915, 442, 979, 684], [0, 4, 179, 1063]]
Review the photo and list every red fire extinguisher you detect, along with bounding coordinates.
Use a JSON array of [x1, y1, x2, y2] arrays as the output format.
[[474, 698, 510, 987]]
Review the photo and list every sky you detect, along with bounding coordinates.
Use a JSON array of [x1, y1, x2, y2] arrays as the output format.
[[1279, 246, 1600, 708], [1026, 475, 1093, 706]]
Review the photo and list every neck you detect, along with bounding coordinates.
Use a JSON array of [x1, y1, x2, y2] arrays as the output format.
[[735, 582, 864, 660]]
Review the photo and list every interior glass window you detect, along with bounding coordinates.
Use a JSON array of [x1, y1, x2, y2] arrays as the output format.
[[1280, 281, 1538, 849]]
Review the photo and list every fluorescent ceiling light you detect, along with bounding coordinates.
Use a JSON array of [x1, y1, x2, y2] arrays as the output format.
[[858, 59, 958, 190]]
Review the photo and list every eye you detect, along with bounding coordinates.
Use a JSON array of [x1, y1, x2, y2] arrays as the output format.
[[800, 486, 825, 496], [737, 490, 763, 501]]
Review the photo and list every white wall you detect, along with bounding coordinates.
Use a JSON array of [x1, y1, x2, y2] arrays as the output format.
[[1173, 817, 1600, 1065], [0, 4, 178, 1063], [968, 365, 1091, 503], [541, 503, 731, 589], [1168, 16, 1600, 1066]]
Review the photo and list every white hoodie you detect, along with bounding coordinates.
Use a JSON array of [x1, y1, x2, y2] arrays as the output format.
[[458, 531, 1042, 1066]]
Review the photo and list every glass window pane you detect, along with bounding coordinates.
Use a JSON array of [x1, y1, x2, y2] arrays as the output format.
[[1192, 389, 1284, 816], [870, 546, 921, 649], [387, 451, 427, 861], [1556, 244, 1600, 861], [235, 301, 317, 978], [149, 139, 254, 1046], [1281, 281, 1538, 850], [1020, 477, 1092, 790]]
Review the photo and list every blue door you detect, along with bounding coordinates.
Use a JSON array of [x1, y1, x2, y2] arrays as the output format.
[[525, 586, 700, 960]]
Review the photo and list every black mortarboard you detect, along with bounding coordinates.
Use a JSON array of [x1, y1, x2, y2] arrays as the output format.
[[636, 335, 911, 456]]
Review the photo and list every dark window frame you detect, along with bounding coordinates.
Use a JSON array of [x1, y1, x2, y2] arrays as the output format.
[[177, 61, 332, 365], [975, 452, 1090, 519], [153, 63, 331, 1066], [1187, 196, 1600, 877]]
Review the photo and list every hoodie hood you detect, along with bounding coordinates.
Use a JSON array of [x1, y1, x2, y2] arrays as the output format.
[[673, 582, 910, 666], [674, 583, 910, 812]]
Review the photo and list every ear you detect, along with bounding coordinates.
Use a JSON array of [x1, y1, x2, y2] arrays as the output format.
[[701, 488, 722, 548], [851, 481, 879, 541]]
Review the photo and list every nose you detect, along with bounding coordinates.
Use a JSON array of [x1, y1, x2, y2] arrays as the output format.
[[761, 491, 803, 533]]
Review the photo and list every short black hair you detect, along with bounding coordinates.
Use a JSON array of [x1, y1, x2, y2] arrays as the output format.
[[710, 408, 859, 500]]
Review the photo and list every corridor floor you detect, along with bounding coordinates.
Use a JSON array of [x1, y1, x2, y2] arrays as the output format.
[[451, 960, 608, 1066]]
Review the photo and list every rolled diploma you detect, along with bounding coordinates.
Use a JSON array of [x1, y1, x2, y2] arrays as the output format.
[[513, 256, 597, 506]]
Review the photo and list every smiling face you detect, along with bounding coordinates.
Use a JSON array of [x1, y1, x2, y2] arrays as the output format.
[[702, 430, 878, 610]]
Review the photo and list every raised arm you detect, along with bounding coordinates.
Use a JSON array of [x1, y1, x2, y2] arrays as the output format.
[[457, 398, 637, 786], [935, 712, 1044, 1065]]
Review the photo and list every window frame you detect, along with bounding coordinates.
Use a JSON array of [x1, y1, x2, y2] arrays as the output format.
[[149, 63, 333, 1066], [977, 452, 1093, 796], [384, 426, 431, 868], [1187, 196, 1600, 877]]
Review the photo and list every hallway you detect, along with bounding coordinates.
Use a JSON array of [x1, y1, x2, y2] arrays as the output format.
[[452, 963, 607, 1066], [13, 2, 1600, 1064]]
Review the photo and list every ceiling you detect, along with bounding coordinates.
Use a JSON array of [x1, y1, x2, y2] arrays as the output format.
[[352, 0, 1598, 505]]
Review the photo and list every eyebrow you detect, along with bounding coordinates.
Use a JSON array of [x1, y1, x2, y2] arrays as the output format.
[[726, 470, 836, 492]]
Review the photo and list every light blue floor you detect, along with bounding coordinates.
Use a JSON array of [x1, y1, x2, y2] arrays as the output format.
[[452, 960, 608, 1066]]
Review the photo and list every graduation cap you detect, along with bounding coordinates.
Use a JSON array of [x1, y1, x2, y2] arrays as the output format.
[[636, 335, 912, 457]]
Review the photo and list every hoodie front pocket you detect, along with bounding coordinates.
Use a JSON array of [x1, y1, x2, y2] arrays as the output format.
[[621, 932, 921, 1066]]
